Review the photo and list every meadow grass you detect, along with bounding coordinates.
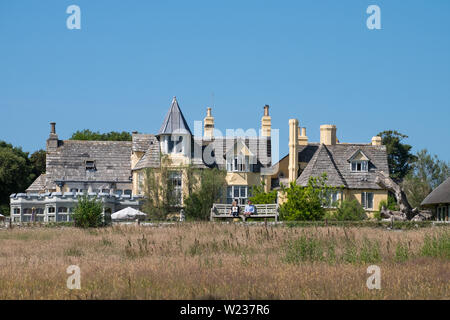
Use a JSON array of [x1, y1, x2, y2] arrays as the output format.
[[0, 223, 448, 299]]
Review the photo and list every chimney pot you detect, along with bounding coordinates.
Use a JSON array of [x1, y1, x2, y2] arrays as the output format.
[[264, 105, 269, 116], [50, 122, 56, 134]]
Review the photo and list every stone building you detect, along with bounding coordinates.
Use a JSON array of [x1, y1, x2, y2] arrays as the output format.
[[268, 119, 389, 215], [10, 97, 273, 222]]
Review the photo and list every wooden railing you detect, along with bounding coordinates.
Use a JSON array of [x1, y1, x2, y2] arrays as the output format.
[[210, 203, 279, 222]]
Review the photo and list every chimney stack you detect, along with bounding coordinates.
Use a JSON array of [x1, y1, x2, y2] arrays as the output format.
[[371, 136, 382, 146], [50, 122, 56, 134], [320, 125, 337, 146], [288, 119, 299, 182], [298, 126, 308, 146], [261, 105, 271, 137], [47, 122, 59, 151], [204, 107, 214, 139]]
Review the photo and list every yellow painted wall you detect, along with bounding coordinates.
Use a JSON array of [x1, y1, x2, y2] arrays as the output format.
[[225, 172, 261, 187], [344, 189, 388, 216]]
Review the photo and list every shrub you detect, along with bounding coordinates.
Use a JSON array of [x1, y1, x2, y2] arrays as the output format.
[[280, 174, 337, 221], [334, 199, 367, 221], [378, 194, 399, 211], [72, 194, 103, 228], [249, 183, 277, 204]]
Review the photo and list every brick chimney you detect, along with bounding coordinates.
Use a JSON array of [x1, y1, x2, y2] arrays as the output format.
[[46, 122, 59, 152]]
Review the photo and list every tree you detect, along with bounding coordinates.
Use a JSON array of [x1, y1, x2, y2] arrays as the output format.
[[377, 130, 416, 181], [0, 141, 33, 215], [402, 149, 450, 208], [279, 174, 336, 221], [141, 155, 177, 220], [72, 194, 104, 228], [29, 149, 46, 178], [249, 182, 277, 204], [70, 129, 132, 141], [184, 168, 227, 220]]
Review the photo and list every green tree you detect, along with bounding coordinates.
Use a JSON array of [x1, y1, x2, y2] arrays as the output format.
[[377, 130, 416, 181], [70, 129, 132, 141], [29, 149, 46, 178], [333, 199, 367, 221], [249, 181, 277, 204], [0, 141, 33, 215], [402, 149, 450, 208], [184, 168, 227, 220], [72, 194, 104, 228], [141, 155, 178, 220], [279, 174, 336, 221]]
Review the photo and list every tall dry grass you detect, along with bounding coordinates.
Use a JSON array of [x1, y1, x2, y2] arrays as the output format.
[[0, 223, 448, 299]]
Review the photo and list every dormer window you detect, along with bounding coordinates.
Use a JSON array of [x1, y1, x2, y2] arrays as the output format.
[[226, 155, 252, 172], [348, 150, 370, 172], [351, 160, 368, 172], [85, 160, 96, 171]]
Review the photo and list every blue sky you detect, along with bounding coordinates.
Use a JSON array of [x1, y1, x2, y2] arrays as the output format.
[[1, 0, 449, 162]]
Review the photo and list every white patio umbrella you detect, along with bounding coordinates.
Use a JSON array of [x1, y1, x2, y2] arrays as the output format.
[[111, 207, 146, 220]]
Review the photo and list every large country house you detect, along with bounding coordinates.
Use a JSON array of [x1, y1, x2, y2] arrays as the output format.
[[10, 98, 390, 222], [268, 119, 389, 215], [9, 97, 272, 222]]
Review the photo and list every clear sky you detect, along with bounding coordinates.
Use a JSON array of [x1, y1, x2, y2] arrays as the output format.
[[1, 0, 449, 162]]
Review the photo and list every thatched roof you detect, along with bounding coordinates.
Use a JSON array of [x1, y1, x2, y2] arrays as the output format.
[[421, 177, 450, 206]]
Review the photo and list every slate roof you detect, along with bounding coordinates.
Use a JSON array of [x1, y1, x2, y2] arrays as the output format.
[[45, 140, 133, 189], [158, 97, 192, 135], [133, 135, 161, 170], [26, 174, 47, 192], [132, 133, 155, 152], [297, 143, 389, 189], [421, 177, 450, 205], [195, 136, 272, 172]]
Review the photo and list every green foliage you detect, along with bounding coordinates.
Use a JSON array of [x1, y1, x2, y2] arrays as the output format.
[[377, 130, 416, 181], [72, 194, 104, 228], [249, 182, 277, 204], [0, 141, 33, 215], [279, 174, 336, 221], [378, 194, 399, 211], [141, 155, 177, 220], [395, 242, 410, 262], [29, 149, 46, 178], [402, 149, 450, 208], [420, 231, 450, 260], [284, 236, 324, 263], [70, 129, 132, 141], [333, 199, 367, 221], [184, 168, 227, 220]]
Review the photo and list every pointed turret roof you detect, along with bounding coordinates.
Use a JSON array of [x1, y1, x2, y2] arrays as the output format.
[[158, 97, 192, 135]]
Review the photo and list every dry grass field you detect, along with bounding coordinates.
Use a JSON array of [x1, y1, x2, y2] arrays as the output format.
[[0, 223, 448, 300]]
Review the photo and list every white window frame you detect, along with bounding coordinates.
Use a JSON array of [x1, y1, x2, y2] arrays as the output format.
[[350, 160, 368, 172], [169, 171, 183, 206], [361, 192, 374, 209], [226, 155, 251, 173], [226, 185, 249, 205]]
